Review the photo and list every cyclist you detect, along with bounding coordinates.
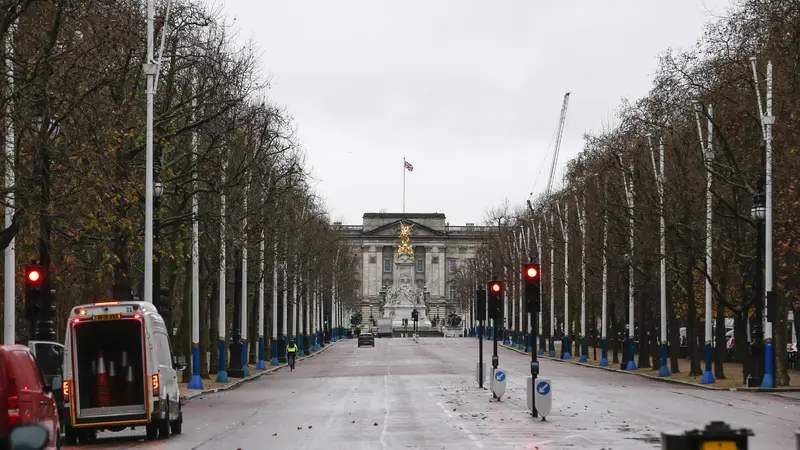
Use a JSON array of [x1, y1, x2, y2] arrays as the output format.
[[286, 338, 299, 369]]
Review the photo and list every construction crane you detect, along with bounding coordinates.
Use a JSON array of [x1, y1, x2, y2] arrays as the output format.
[[545, 92, 570, 199], [527, 92, 570, 215]]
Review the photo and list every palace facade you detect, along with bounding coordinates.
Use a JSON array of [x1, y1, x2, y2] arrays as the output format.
[[335, 212, 493, 324]]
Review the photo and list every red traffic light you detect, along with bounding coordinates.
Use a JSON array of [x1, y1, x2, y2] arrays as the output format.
[[489, 282, 502, 293], [27, 269, 41, 282], [25, 265, 44, 284], [524, 264, 540, 279]]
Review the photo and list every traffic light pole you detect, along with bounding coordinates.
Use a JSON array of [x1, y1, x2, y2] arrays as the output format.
[[492, 317, 499, 370], [531, 302, 539, 418], [524, 259, 541, 418], [476, 287, 486, 389], [478, 319, 484, 389]]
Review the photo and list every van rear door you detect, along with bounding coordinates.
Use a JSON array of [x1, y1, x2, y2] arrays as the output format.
[[70, 310, 149, 426]]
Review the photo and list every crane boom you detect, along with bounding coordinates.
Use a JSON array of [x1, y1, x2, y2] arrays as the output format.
[[545, 92, 570, 199]]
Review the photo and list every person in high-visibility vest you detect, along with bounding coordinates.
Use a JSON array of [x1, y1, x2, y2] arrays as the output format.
[[286, 338, 298, 368]]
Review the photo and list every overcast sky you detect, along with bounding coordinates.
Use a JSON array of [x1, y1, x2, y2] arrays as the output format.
[[225, 0, 732, 226]]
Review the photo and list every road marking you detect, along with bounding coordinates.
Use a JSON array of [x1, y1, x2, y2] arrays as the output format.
[[380, 374, 390, 449], [435, 400, 484, 448], [536, 434, 597, 445]]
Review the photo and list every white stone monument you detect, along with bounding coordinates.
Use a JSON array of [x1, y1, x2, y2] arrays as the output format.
[[381, 222, 432, 330]]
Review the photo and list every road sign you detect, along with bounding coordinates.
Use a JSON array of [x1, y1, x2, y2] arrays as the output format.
[[530, 377, 552, 418], [537, 380, 550, 395], [491, 367, 506, 400]]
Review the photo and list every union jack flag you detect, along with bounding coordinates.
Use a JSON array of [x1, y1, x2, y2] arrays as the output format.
[[404, 160, 414, 172]]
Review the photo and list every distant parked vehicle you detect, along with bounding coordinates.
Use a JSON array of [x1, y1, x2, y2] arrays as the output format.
[[376, 319, 393, 338], [358, 333, 376, 348]]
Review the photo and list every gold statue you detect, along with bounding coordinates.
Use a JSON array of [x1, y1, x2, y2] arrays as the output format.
[[397, 221, 415, 258]]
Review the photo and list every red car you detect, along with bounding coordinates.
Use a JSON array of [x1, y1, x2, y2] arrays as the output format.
[[0, 345, 61, 449]]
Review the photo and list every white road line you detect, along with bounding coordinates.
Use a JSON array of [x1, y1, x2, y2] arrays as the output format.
[[380, 374, 390, 449], [435, 400, 484, 448]]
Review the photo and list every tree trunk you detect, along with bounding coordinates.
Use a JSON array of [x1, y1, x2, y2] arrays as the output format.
[[687, 260, 702, 376], [714, 295, 726, 379], [668, 290, 680, 373], [248, 280, 258, 364], [776, 286, 790, 386], [668, 253, 680, 373], [734, 311, 749, 381], [651, 322, 660, 370], [179, 267, 192, 383], [200, 273, 211, 379], [638, 290, 651, 369], [611, 305, 619, 363], [209, 278, 219, 374]]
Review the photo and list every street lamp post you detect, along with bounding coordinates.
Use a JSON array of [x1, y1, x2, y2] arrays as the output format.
[[143, 0, 156, 308], [749, 191, 766, 387]]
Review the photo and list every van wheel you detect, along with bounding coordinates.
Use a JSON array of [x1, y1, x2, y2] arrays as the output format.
[[79, 428, 96, 444], [64, 426, 78, 445], [146, 423, 158, 440], [170, 409, 183, 435], [158, 404, 171, 439]]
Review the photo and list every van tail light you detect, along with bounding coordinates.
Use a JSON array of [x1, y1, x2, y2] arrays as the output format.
[[152, 374, 160, 397], [62, 380, 70, 399], [7, 381, 20, 427]]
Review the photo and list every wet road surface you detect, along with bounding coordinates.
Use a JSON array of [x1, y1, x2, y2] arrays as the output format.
[[65, 337, 800, 449]]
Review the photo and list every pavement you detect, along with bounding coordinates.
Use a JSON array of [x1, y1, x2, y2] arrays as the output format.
[[64, 337, 800, 449]]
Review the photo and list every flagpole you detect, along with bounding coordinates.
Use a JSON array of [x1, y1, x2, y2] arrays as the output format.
[[403, 157, 406, 214]]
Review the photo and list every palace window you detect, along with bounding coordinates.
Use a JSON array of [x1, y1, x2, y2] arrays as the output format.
[[416, 259, 425, 273], [449, 284, 456, 299], [448, 258, 457, 273], [384, 259, 392, 273]]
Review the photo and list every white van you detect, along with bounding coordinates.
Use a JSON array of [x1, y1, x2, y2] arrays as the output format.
[[376, 319, 393, 338], [61, 300, 186, 444]]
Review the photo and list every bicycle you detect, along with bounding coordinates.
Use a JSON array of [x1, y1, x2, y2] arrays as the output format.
[[288, 353, 296, 371]]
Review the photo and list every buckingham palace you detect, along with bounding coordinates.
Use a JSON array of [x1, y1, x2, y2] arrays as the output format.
[[334, 212, 493, 328]]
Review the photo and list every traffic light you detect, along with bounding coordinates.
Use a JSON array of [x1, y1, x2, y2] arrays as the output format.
[[24, 265, 45, 321], [524, 263, 541, 313], [476, 288, 486, 319], [487, 280, 503, 324], [412, 309, 419, 322]]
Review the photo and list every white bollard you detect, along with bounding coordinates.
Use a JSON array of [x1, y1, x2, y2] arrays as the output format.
[[491, 368, 507, 400], [528, 377, 552, 419]]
